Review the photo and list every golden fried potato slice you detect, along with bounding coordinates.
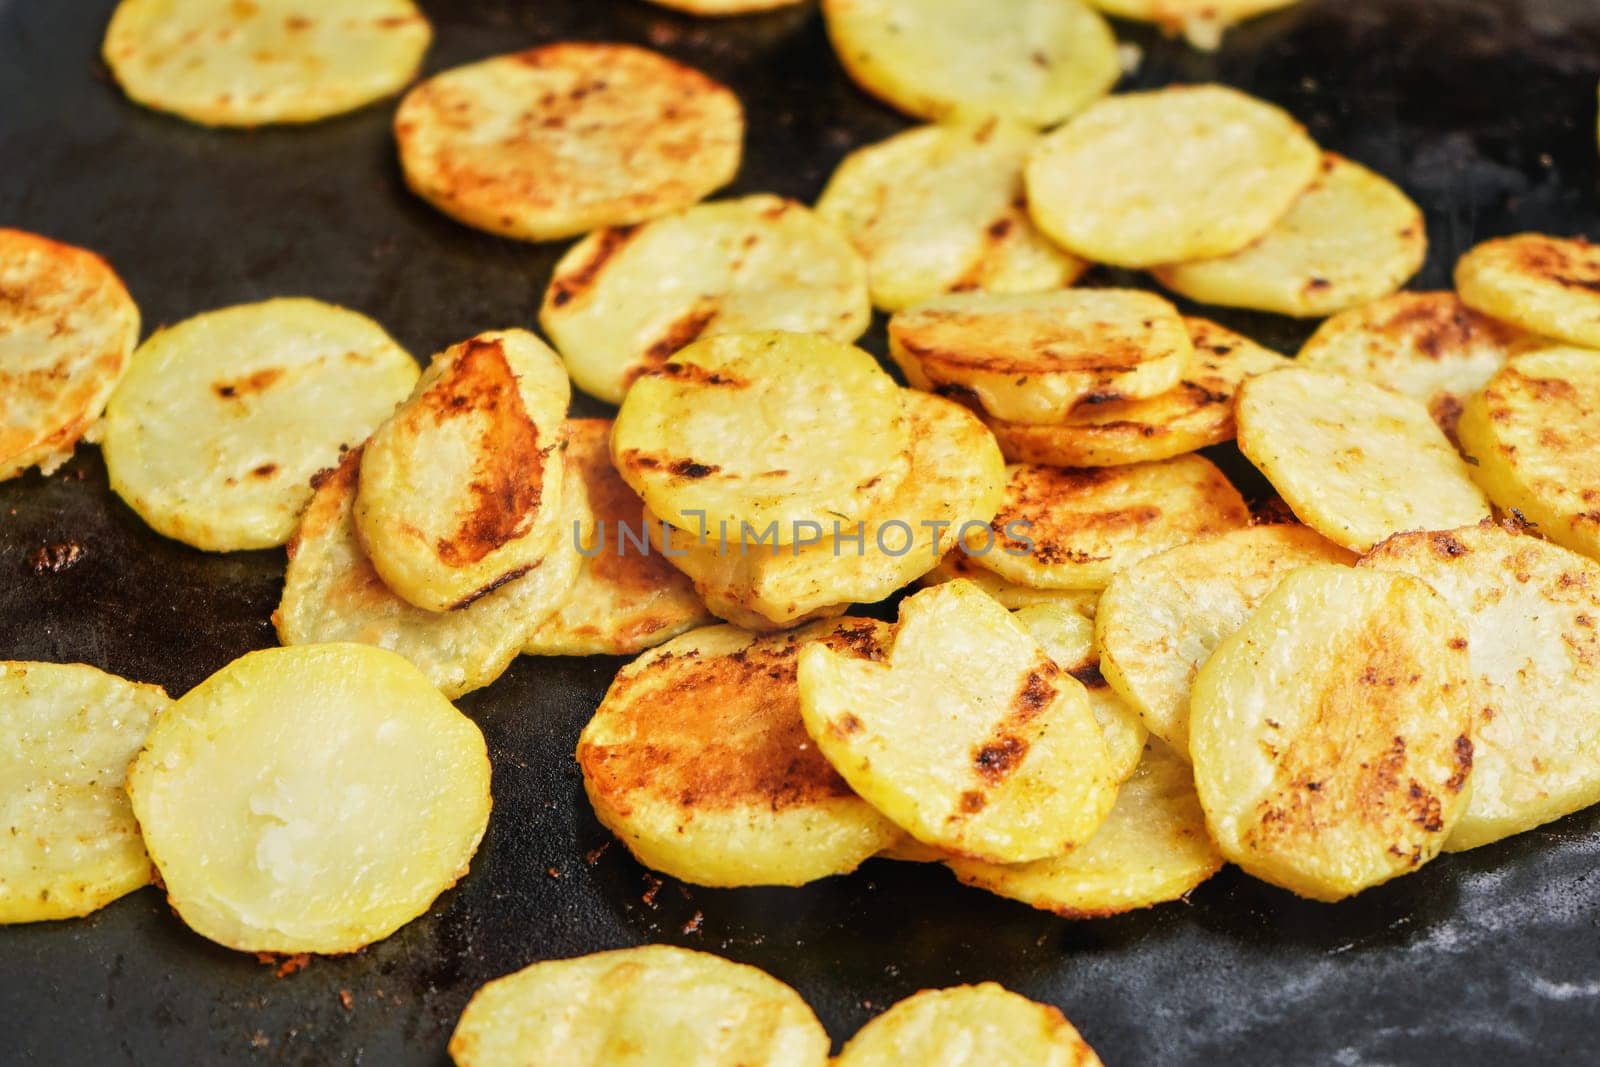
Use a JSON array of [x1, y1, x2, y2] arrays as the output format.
[[1297, 291, 1529, 440], [127, 644, 490, 954], [981, 317, 1289, 467], [101, 297, 418, 551], [1236, 367, 1490, 552], [1152, 154, 1425, 317], [613, 332, 909, 542], [814, 120, 1085, 313], [1190, 566, 1475, 901], [968, 455, 1250, 591], [798, 581, 1115, 864], [449, 945, 829, 1067], [0, 662, 169, 923], [355, 330, 569, 612], [1096, 524, 1355, 759], [541, 195, 870, 404], [578, 620, 903, 887], [396, 44, 742, 242], [1361, 523, 1600, 850], [275, 447, 588, 697], [889, 289, 1192, 424], [1455, 233, 1600, 348], [821, 0, 1119, 127], [1085, 0, 1299, 49], [0, 229, 139, 481], [834, 984, 1104, 1067], [523, 421, 712, 657], [103, 0, 431, 127], [1457, 347, 1600, 560], [919, 551, 1103, 614], [946, 741, 1222, 918], [650, 390, 1004, 630], [1025, 84, 1320, 268]]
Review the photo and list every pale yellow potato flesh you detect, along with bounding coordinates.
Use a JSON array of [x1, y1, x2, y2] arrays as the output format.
[[0, 662, 169, 923], [1361, 523, 1600, 850], [126, 644, 491, 955], [1455, 233, 1600, 348], [1236, 366, 1490, 552], [920, 551, 1104, 614], [0, 228, 139, 481], [1190, 566, 1476, 902], [834, 984, 1104, 1067], [448, 945, 829, 1067], [541, 195, 870, 404], [101, 297, 419, 551]]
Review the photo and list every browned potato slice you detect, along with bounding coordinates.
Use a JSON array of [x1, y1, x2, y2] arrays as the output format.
[[834, 984, 1104, 1066], [919, 550, 1104, 614], [1455, 233, 1600, 348]]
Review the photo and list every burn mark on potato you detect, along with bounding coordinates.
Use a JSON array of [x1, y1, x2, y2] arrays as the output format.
[[669, 459, 719, 479], [448, 562, 535, 610], [639, 303, 718, 367], [25, 541, 85, 575], [973, 735, 1028, 785], [250, 462, 278, 478], [213, 367, 285, 399], [547, 224, 639, 307], [644, 361, 749, 388]]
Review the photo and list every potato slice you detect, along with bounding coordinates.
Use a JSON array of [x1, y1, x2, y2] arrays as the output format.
[[821, 0, 1119, 127], [1190, 566, 1476, 901], [0, 662, 169, 923], [1025, 84, 1320, 268], [578, 620, 903, 887], [968, 455, 1250, 591], [103, 0, 430, 127], [275, 447, 588, 697], [101, 297, 419, 551], [814, 120, 1085, 313], [612, 332, 909, 542], [946, 741, 1222, 918], [982, 317, 1289, 467], [1361, 523, 1600, 850], [889, 289, 1192, 424], [1455, 233, 1600, 348], [448, 945, 829, 1067], [396, 44, 742, 242], [1085, 0, 1300, 48], [1236, 366, 1490, 552], [919, 550, 1103, 614], [541, 195, 869, 404], [0, 229, 139, 481], [523, 420, 712, 657], [1457, 347, 1600, 560], [1297, 291, 1528, 440], [126, 644, 490, 954], [834, 984, 1103, 1067], [1096, 524, 1355, 759], [1152, 154, 1425, 317], [798, 581, 1115, 864], [649, 390, 1005, 630], [356, 330, 569, 612]]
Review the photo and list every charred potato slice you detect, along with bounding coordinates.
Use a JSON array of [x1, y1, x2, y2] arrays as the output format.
[[1455, 233, 1600, 348], [834, 984, 1104, 1067]]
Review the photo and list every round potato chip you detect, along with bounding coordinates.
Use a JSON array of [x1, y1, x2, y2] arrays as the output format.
[[1236, 366, 1490, 552], [1297, 291, 1528, 441], [448, 945, 830, 1067], [946, 741, 1222, 918], [1096, 524, 1355, 760], [889, 289, 1192, 424], [821, 0, 1119, 127], [798, 581, 1116, 864], [1361, 523, 1600, 851], [1151, 154, 1425, 317], [355, 330, 570, 612], [0, 662, 169, 923], [834, 984, 1104, 1067], [101, 297, 419, 552], [968, 455, 1251, 591], [981, 316, 1289, 467], [275, 446, 588, 698], [396, 44, 743, 242], [1455, 233, 1600, 348], [919, 551, 1103, 614], [1025, 84, 1321, 268], [1190, 565, 1476, 902], [814, 120, 1085, 313], [103, 0, 431, 127], [612, 332, 910, 543], [0, 229, 140, 481], [1457, 347, 1600, 560], [578, 620, 903, 887], [542, 195, 870, 404], [127, 643, 490, 954]]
